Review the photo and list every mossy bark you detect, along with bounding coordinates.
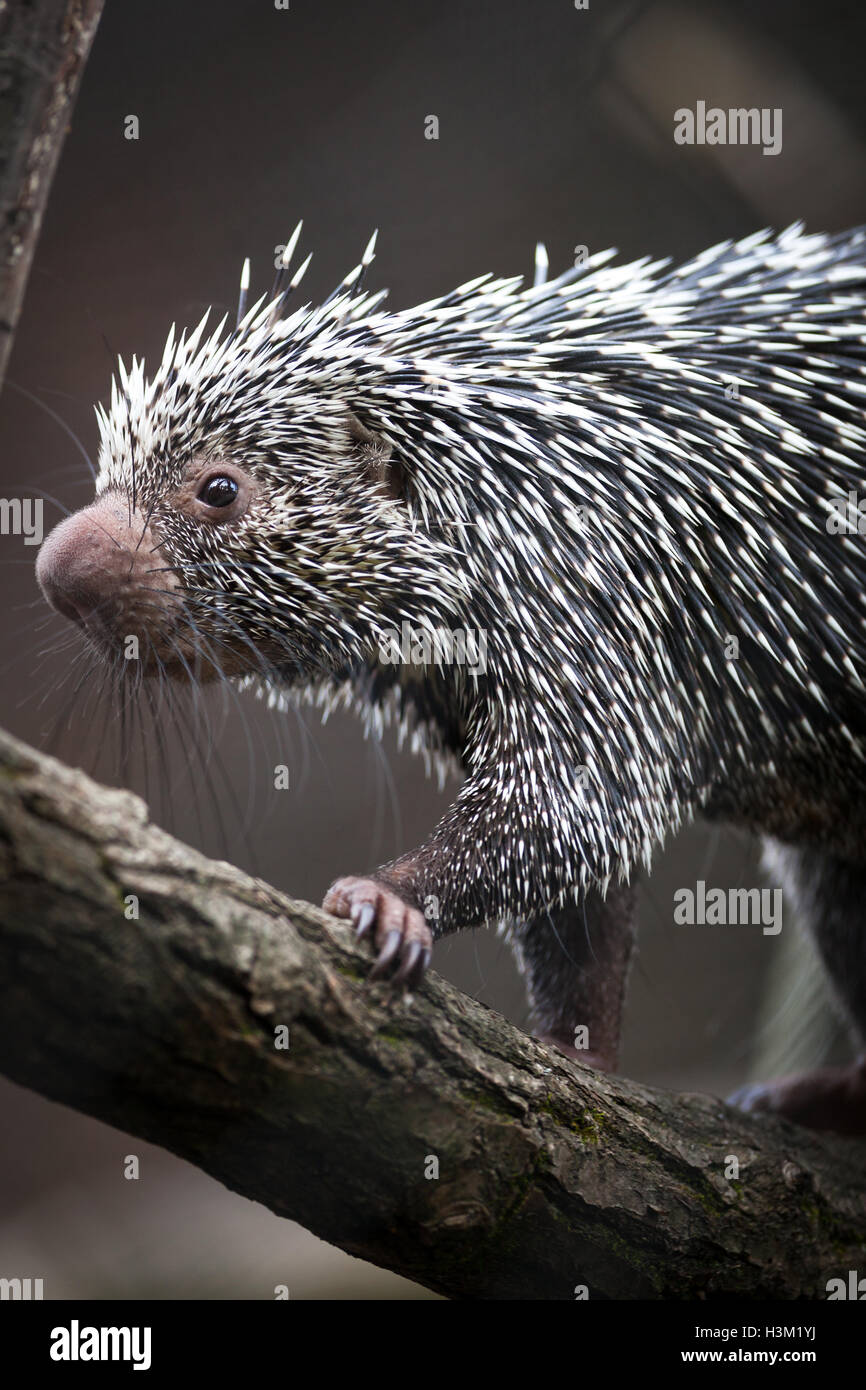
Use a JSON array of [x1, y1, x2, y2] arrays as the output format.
[[0, 726, 864, 1299]]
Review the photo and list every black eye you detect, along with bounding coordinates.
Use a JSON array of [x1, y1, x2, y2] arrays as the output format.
[[198, 475, 239, 508]]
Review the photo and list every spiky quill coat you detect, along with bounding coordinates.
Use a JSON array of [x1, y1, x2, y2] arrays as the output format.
[[94, 223, 866, 933]]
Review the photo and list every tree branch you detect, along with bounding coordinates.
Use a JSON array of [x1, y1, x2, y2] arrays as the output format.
[[0, 724, 864, 1299], [0, 0, 104, 383]]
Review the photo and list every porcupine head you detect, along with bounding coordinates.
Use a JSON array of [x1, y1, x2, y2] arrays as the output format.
[[35, 233, 516, 986]]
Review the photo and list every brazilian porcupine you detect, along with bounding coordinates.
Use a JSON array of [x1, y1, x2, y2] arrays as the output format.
[[36, 221, 866, 1135]]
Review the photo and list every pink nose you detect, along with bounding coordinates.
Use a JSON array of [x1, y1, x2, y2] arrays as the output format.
[[36, 493, 176, 646], [37, 494, 139, 626]]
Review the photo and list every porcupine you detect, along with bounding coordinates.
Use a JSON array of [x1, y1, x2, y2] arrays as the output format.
[[35, 221, 866, 1135]]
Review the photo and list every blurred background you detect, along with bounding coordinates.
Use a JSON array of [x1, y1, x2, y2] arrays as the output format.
[[0, 0, 864, 1298]]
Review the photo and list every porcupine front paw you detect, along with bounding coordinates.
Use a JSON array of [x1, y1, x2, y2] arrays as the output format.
[[728, 1057, 866, 1136], [323, 876, 432, 989]]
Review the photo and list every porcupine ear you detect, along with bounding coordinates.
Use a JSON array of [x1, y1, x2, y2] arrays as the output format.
[[346, 409, 405, 502]]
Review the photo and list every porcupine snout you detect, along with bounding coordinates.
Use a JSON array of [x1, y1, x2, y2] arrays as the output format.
[[37, 493, 178, 659]]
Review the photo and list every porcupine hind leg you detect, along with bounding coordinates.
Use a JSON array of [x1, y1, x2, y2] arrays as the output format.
[[510, 882, 637, 1072], [729, 840, 866, 1135]]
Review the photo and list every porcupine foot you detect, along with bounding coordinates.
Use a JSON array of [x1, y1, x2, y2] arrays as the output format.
[[728, 1058, 866, 1137], [733, 843, 866, 1135], [323, 876, 432, 989]]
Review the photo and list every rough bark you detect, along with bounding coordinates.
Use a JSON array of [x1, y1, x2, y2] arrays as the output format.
[[0, 724, 864, 1300], [0, 0, 104, 383]]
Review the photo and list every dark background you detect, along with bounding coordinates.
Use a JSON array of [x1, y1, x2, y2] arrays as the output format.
[[0, 0, 863, 1298]]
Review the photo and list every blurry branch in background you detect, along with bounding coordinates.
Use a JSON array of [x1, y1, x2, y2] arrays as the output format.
[[0, 725, 864, 1300], [0, 0, 104, 385]]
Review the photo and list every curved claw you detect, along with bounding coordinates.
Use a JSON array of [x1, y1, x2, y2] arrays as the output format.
[[370, 929, 402, 980], [727, 1083, 765, 1112], [418, 948, 432, 983], [393, 939, 423, 987], [352, 902, 376, 940]]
